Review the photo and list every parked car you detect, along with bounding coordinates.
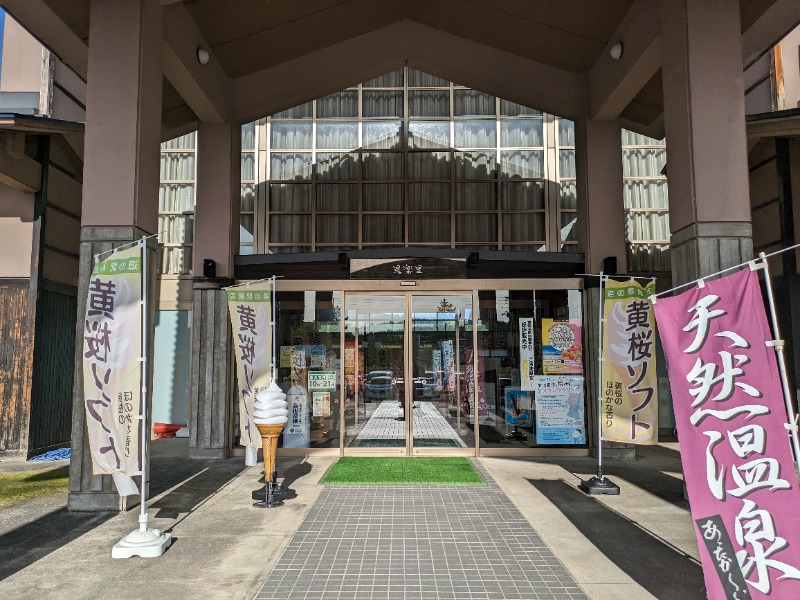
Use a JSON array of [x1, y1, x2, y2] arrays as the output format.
[[365, 371, 394, 402]]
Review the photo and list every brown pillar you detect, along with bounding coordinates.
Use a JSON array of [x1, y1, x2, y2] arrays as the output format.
[[69, 0, 163, 511], [188, 123, 241, 459], [661, 0, 753, 284]]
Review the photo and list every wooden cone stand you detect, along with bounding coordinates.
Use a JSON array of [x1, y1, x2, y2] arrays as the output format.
[[254, 423, 285, 507]]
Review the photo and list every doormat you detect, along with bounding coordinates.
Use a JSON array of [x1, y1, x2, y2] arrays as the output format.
[[321, 457, 483, 485], [356, 438, 461, 448]]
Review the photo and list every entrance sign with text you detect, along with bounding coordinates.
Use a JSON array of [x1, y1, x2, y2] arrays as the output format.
[[653, 268, 800, 599]]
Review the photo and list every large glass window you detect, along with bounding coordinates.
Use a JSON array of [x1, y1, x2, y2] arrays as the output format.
[[621, 130, 670, 271], [246, 68, 559, 253], [159, 132, 196, 274]]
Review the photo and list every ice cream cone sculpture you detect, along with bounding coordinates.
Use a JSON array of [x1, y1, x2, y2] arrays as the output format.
[[253, 380, 289, 485]]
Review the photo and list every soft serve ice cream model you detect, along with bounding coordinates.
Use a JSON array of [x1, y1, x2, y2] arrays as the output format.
[[253, 380, 288, 507]]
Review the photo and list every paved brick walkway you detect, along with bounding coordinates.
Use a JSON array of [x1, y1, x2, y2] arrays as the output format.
[[255, 464, 587, 600]]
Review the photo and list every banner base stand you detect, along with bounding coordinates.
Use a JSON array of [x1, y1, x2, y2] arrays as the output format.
[[579, 476, 620, 495], [112, 528, 172, 558]]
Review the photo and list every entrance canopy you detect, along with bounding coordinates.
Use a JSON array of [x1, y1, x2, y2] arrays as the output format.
[[6, 1, 798, 138]]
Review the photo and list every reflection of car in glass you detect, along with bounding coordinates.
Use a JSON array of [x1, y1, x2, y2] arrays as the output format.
[[365, 371, 393, 402]]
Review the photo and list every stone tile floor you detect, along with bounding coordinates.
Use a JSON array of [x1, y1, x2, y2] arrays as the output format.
[[255, 462, 587, 600], [348, 400, 467, 447]]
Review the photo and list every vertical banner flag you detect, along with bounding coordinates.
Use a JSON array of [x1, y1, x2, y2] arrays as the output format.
[[82, 246, 142, 490], [602, 279, 658, 444], [520, 318, 535, 390], [653, 268, 800, 599], [227, 283, 273, 459]]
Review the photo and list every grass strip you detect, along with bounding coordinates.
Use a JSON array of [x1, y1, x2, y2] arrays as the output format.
[[0, 466, 69, 508], [322, 457, 483, 485]]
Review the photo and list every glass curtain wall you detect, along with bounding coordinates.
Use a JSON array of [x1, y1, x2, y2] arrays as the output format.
[[255, 68, 569, 254], [621, 130, 670, 271], [159, 132, 196, 274]]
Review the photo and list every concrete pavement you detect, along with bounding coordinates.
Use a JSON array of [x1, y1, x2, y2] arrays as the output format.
[[0, 440, 702, 600]]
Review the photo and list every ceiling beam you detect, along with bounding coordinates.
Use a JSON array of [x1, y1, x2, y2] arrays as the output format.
[[742, 0, 800, 68], [233, 20, 586, 125], [2, 0, 88, 79], [163, 3, 232, 124], [588, 0, 661, 121]]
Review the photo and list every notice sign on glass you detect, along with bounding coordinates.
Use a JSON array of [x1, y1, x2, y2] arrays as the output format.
[[541, 319, 583, 375], [308, 371, 337, 392], [313, 392, 331, 417], [519, 318, 535, 391], [505, 387, 532, 426], [534, 375, 586, 445]]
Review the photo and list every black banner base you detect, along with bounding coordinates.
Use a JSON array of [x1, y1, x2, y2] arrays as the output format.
[[579, 476, 620, 495]]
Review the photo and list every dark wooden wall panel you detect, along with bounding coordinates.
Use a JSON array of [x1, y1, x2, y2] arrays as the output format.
[[0, 282, 34, 452], [28, 282, 77, 455]]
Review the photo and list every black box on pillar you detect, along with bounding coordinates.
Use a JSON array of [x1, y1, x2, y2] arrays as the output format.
[[602, 256, 617, 276], [203, 258, 216, 278]]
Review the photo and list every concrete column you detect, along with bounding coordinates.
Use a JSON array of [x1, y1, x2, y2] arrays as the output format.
[[188, 123, 241, 459], [574, 118, 627, 274], [574, 118, 633, 458], [69, 0, 163, 511], [661, 0, 752, 284]]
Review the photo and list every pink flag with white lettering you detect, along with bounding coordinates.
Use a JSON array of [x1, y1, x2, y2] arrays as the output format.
[[653, 267, 800, 599]]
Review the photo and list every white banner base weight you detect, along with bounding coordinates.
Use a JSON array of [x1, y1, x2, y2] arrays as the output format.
[[112, 528, 171, 558], [112, 512, 171, 558]]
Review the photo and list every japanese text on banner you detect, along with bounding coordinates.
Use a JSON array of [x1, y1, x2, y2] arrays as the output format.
[[653, 268, 800, 599], [82, 246, 142, 479], [602, 279, 658, 444], [227, 284, 273, 452]]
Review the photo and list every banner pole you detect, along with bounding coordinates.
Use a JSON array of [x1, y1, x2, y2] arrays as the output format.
[[579, 272, 620, 495], [112, 237, 171, 558], [596, 272, 605, 480], [139, 238, 148, 531], [271, 275, 277, 381], [759, 253, 800, 471]]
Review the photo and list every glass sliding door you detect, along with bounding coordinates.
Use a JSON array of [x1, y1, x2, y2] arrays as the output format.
[[410, 295, 475, 451], [343, 295, 407, 450]]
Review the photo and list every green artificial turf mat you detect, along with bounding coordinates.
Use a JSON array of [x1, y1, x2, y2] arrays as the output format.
[[321, 457, 483, 485], [0, 466, 69, 508]]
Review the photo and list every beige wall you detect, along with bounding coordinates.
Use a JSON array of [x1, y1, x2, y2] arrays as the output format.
[[0, 15, 44, 93], [779, 27, 800, 109], [0, 183, 34, 278]]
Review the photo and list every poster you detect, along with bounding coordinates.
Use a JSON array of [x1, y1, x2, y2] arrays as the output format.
[[283, 380, 310, 448], [308, 371, 336, 392], [442, 340, 455, 392], [519, 317, 535, 390], [310, 345, 326, 368], [534, 375, 585, 445], [504, 387, 531, 426], [541, 319, 583, 375], [82, 246, 142, 494], [461, 348, 487, 423], [653, 268, 800, 599], [280, 346, 293, 368], [312, 392, 331, 417], [227, 282, 273, 463], [602, 279, 658, 444]]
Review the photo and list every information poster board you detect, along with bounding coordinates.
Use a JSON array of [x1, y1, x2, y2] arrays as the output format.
[[541, 319, 583, 375], [534, 375, 585, 445], [312, 392, 331, 417], [504, 387, 532, 426]]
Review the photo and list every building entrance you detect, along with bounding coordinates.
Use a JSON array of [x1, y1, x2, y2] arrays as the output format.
[[343, 293, 475, 455], [265, 278, 589, 457]]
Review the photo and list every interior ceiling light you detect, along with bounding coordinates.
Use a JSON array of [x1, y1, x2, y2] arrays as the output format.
[[609, 42, 623, 60], [197, 47, 210, 65]]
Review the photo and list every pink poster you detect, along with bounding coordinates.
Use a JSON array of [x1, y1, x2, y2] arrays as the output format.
[[653, 268, 800, 599]]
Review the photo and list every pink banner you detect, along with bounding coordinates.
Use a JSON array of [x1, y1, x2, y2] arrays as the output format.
[[653, 268, 800, 599]]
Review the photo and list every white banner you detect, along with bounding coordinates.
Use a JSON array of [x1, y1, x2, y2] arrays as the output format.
[[82, 246, 142, 492], [227, 283, 273, 464], [520, 317, 535, 390]]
